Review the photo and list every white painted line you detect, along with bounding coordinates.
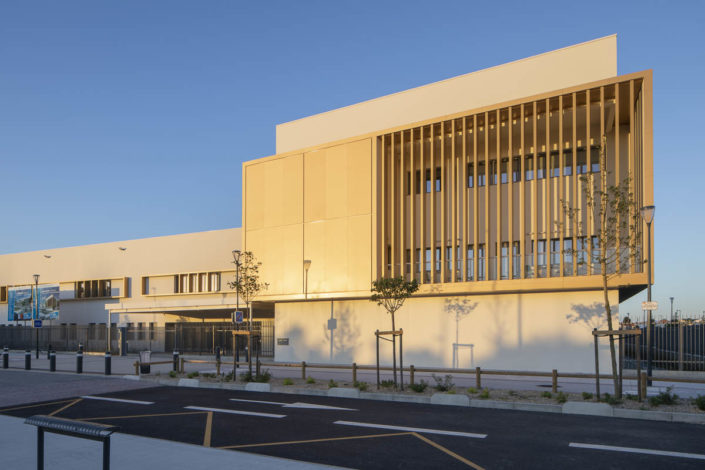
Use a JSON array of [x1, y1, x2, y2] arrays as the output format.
[[185, 406, 285, 418], [334, 421, 486, 438], [81, 396, 154, 405], [284, 402, 356, 411], [229, 398, 288, 406], [230, 398, 356, 411], [569, 443, 705, 460]]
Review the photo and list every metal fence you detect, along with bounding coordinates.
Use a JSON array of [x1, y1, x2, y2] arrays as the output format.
[[0, 320, 274, 357], [622, 320, 705, 371]]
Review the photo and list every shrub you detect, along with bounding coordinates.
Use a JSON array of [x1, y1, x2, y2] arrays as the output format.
[[467, 387, 478, 394], [626, 394, 639, 401], [409, 380, 428, 393], [649, 387, 678, 407], [508, 390, 518, 397], [240, 369, 271, 383], [556, 392, 567, 404], [582, 392, 593, 401], [169, 371, 177, 378], [601, 393, 621, 405], [432, 374, 455, 392], [541, 391, 552, 399], [283, 378, 294, 386], [694, 395, 705, 411], [380, 379, 396, 388], [354, 381, 368, 392], [306, 376, 316, 384], [479, 388, 490, 399], [223, 372, 234, 382], [187, 372, 199, 379], [328, 379, 339, 389]]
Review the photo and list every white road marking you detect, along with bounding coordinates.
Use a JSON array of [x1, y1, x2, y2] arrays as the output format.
[[334, 420, 486, 438], [569, 442, 705, 460], [185, 406, 285, 418], [81, 396, 154, 405], [229, 398, 288, 406], [229, 398, 356, 411]]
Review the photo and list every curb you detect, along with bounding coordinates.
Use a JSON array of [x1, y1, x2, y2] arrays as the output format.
[[136, 375, 705, 424]]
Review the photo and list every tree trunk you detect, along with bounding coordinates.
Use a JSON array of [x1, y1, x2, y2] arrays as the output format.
[[602, 269, 620, 398], [391, 312, 397, 389]]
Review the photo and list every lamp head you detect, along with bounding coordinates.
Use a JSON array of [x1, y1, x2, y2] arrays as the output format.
[[232, 249, 241, 263], [640, 205, 655, 224], [33, 274, 40, 284], [303, 259, 312, 270]]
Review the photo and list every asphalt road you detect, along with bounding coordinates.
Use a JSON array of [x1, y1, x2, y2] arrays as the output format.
[[2, 383, 704, 469]]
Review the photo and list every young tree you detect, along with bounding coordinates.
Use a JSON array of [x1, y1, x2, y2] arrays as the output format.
[[563, 135, 641, 398], [370, 277, 419, 387], [228, 251, 269, 374]]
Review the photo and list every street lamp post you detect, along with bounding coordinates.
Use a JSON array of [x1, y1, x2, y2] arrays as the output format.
[[640, 205, 655, 386], [33, 274, 40, 359], [670, 297, 674, 322], [232, 250, 241, 376]]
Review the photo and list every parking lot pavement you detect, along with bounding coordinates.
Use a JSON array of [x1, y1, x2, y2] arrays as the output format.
[[2, 380, 705, 469]]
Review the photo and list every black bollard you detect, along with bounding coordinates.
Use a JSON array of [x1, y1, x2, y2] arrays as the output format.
[[25, 349, 31, 370], [76, 350, 83, 374], [2, 346, 8, 369], [105, 351, 111, 375], [47, 344, 52, 361], [49, 351, 56, 372], [173, 350, 179, 372]]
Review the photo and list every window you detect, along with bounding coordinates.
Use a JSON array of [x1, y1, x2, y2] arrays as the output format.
[[467, 163, 474, 188], [435, 247, 442, 273], [576, 149, 587, 175], [405, 249, 411, 274], [415, 248, 422, 279], [550, 239, 561, 276], [525, 156, 534, 181], [550, 152, 560, 178], [591, 147, 600, 173], [489, 160, 498, 185], [512, 157, 521, 182], [189, 273, 197, 293], [435, 167, 441, 192], [576, 236, 588, 275], [386, 245, 391, 273], [500, 158, 508, 184], [537, 239, 547, 278], [415, 170, 421, 194], [425, 248, 431, 281], [537, 154, 546, 179], [563, 152, 572, 176], [75, 279, 113, 299], [173, 272, 221, 293], [406, 171, 411, 196], [199, 273, 208, 292], [563, 238, 573, 276], [425, 169, 432, 193], [477, 162, 486, 186], [467, 245, 474, 281], [0, 286, 6, 303], [456, 246, 462, 281], [524, 240, 535, 278], [591, 236, 600, 274], [445, 246, 453, 276], [512, 241, 521, 279], [500, 242, 509, 280], [477, 244, 485, 281]]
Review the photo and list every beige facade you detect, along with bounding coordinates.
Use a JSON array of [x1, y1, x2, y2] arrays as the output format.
[[0, 229, 242, 328], [244, 36, 652, 372]]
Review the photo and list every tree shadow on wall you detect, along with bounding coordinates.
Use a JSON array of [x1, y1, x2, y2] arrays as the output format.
[[444, 297, 478, 368], [322, 304, 360, 364], [566, 302, 609, 331]]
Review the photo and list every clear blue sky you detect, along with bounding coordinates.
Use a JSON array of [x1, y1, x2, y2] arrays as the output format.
[[2, 1, 703, 319]]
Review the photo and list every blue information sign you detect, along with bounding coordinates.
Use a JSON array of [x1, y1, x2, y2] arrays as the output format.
[[235, 311, 244, 323], [34, 320, 43, 328]]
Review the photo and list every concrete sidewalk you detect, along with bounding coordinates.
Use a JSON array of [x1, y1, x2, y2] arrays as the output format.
[[0, 415, 345, 470]]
